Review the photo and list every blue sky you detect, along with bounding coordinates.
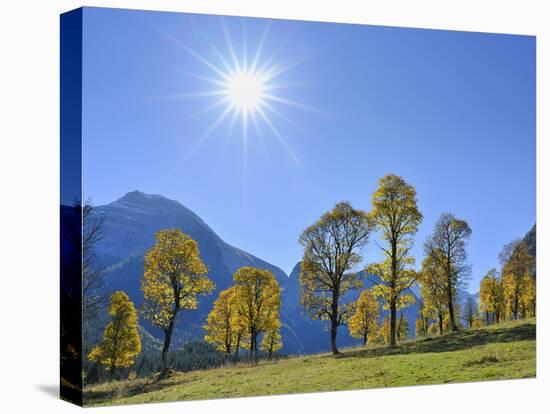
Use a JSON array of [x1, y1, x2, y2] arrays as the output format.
[[81, 7, 535, 292]]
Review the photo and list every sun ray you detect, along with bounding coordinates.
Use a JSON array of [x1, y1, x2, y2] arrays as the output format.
[[262, 93, 324, 113], [221, 18, 241, 74], [157, 18, 325, 172], [143, 90, 230, 102], [242, 23, 248, 73], [184, 104, 234, 161], [260, 50, 319, 83], [250, 22, 271, 74], [260, 100, 301, 130], [216, 108, 241, 162], [154, 25, 231, 82], [194, 26, 235, 75], [183, 73, 229, 89], [256, 105, 301, 166], [188, 96, 232, 119]]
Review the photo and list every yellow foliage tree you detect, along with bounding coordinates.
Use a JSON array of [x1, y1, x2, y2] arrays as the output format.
[[377, 316, 391, 344], [396, 312, 410, 341], [462, 296, 478, 329], [472, 317, 485, 328], [141, 228, 215, 374], [260, 320, 283, 359], [299, 202, 372, 354], [427, 322, 439, 336], [367, 174, 422, 347], [443, 304, 463, 332], [88, 291, 141, 378], [500, 240, 535, 320], [415, 317, 427, 338], [233, 267, 281, 364], [348, 289, 380, 346], [424, 213, 472, 332], [520, 274, 536, 318], [415, 298, 429, 337], [204, 287, 242, 355], [418, 254, 448, 335], [479, 268, 505, 323]]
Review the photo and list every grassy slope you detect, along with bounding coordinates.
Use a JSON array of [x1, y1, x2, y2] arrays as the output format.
[[85, 319, 536, 406]]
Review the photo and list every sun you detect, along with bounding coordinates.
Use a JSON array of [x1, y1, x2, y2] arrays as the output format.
[[157, 20, 319, 166], [226, 71, 265, 112]]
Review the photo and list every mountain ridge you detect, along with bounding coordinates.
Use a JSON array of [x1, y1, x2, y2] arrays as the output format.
[[93, 191, 298, 350]]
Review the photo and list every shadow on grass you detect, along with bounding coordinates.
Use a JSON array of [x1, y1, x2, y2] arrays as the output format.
[[83, 374, 179, 405], [334, 322, 536, 360]]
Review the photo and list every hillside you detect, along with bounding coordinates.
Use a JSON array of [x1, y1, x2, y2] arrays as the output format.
[[84, 319, 536, 406], [92, 191, 297, 350]]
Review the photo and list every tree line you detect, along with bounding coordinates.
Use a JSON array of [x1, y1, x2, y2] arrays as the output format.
[[298, 174, 535, 352], [84, 173, 535, 380], [86, 228, 283, 380], [478, 239, 536, 324]]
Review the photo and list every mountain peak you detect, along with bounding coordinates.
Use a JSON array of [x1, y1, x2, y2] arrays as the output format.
[[110, 191, 182, 210], [119, 190, 168, 202]]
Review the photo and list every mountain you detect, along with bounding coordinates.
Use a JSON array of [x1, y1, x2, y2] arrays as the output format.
[[95, 191, 288, 285], [523, 224, 536, 259], [523, 224, 536, 278], [93, 191, 291, 348]]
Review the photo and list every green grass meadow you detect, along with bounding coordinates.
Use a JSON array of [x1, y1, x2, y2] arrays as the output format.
[[84, 319, 536, 406]]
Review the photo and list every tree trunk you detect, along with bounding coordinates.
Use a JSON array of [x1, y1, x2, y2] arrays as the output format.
[[161, 319, 175, 375], [330, 289, 340, 354], [389, 239, 398, 347], [363, 332, 368, 347], [330, 315, 339, 354], [447, 275, 458, 331], [233, 333, 241, 362], [109, 361, 116, 380], [254, 335, 259, 363], [389, 300, 397, 346], [249, 331, 255, 364], [438, 312, 443, 336]]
